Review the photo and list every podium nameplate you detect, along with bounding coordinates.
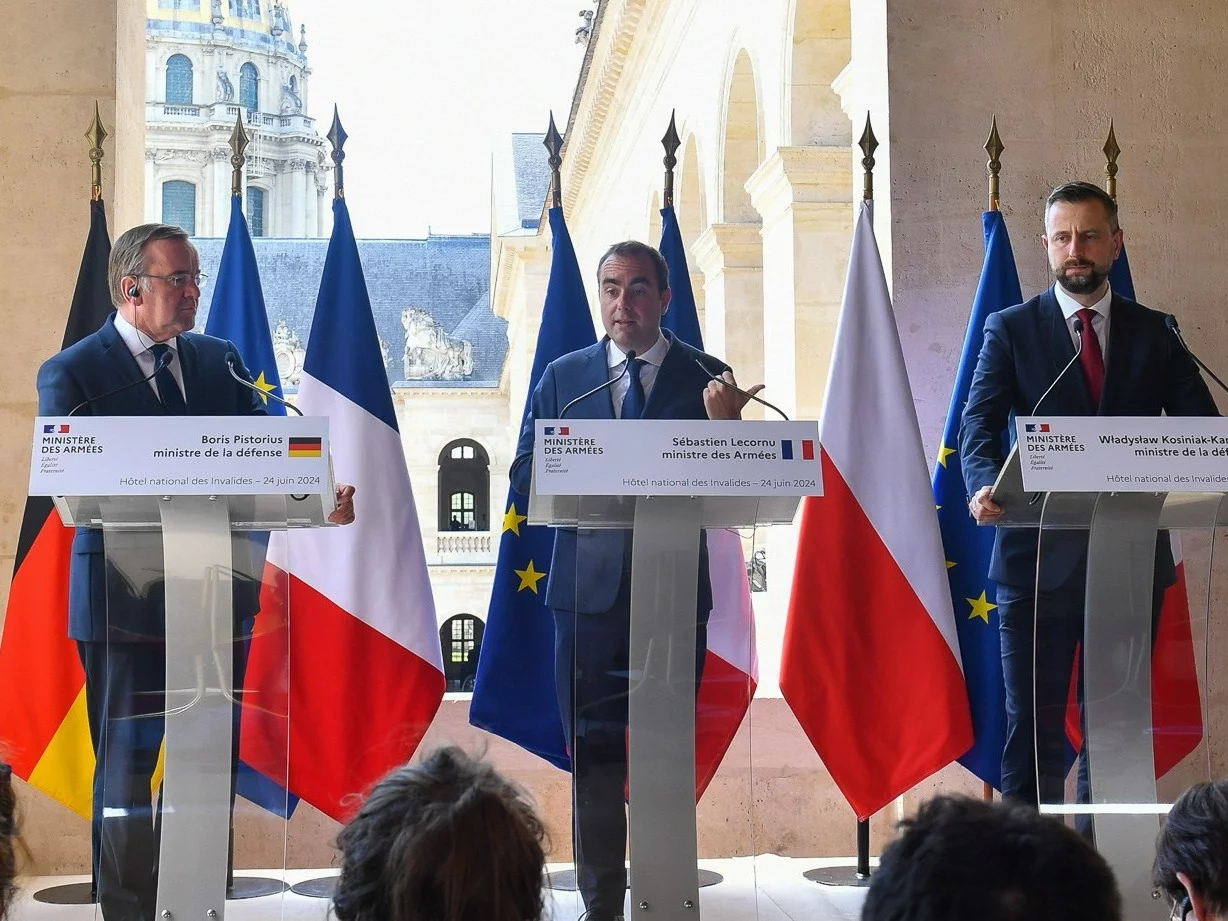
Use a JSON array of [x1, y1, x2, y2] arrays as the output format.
[[534, 418, 823, 497], [1016, 416, 1228, 493]]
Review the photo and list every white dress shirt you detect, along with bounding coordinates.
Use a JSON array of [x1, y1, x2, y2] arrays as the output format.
[[1054, 282, 1112, 364], [113, 311, 187, 400], [606, 334, 670, 418]]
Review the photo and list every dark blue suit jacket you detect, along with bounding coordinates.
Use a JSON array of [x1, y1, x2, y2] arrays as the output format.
[[510, 331, 729, 614], [959, 288, 1218, 590], [36, 314, 267, 641]]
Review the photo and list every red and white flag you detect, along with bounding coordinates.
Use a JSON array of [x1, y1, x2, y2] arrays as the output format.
[[780, 201, 973, 819]]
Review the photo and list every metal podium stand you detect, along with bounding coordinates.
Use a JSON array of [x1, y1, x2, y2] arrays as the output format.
[[530, 417, 811, 921]]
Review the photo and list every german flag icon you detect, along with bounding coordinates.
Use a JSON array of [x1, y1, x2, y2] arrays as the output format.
[[288, 436, 323, 458]]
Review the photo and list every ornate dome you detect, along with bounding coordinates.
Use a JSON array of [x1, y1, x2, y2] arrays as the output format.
[[147, 0, 306, 59]]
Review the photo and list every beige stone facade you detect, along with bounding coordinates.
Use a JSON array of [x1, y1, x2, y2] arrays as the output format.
[[4, 0, 1228, 877]]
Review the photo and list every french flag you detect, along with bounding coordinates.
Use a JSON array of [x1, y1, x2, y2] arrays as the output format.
[[240, 197, 444, 821], [781, 201, 973, 819]]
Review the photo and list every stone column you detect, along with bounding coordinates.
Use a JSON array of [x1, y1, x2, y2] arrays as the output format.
[[304, 162, 318, 238], [690, 223, 765, 416], [493, 235, 553, 446], [289, 159, 306, 238], [746, 146, 852, 423], [0, 0, 145, 875], [210, 147, 231, 235]]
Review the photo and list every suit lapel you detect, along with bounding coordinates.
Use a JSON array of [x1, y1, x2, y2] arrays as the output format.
[[99, 316, 164, 413], [1100, 293, 1135, 413], [644, 331, 684, 419], [582, 339, 615, 419], [177, 335, 202, 414]]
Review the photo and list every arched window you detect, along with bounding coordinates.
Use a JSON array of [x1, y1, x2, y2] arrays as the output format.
[[165, 54, 193, 105], [246, 187, 266, 237], [161, 181, 197, 236], [288, 75, 297, 94], [239, 63, 259, 111], [437, 439, 489, 531], [439, 614, 484, 692], [231, 0, 260, 17]]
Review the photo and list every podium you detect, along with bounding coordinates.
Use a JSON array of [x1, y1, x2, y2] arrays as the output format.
[[530, 418, 819, 921], [30, 415, 335, 921], [992, 416, 1225, 918]]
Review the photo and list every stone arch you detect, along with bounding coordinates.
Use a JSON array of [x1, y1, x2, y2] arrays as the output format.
[[785, 0, 852, 146], [718, 48, 764, 224]]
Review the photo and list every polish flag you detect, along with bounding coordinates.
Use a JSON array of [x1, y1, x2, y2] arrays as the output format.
[[780, 201, 974, 820], [240, 198, 444, 820]]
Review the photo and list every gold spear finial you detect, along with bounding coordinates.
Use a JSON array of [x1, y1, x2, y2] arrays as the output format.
[[544, 111, 564, 209], [1103, 119, 1121, 202], [327, 105, 348, 199], [229, 111, 249, 198], [661, 109, 681, 209], [985, 115, 1004, 212], [858, 114, 878, 201], [86, 102, 108, 202]]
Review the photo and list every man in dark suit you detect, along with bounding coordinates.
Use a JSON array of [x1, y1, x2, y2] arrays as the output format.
[[511, 241, 759, 921], [36, 223, 355, 921], [960, 182, 1217, 812]]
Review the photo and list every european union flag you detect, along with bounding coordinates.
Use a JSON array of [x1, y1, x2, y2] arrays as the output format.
[[658, 206, 704, 349], [933, 210, 1021, 789], [469, 206, 597, 769], [205, 196, 286, 416], [1109, 241, 1136, 301], [204, 194, 295, 817]]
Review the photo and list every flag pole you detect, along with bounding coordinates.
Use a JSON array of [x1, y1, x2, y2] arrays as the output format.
[[229, 111, 249, 199], [327, 105, 347, 200], [980, 114, 1004, 802], [804, 113, 878, 890], [1103, 119, 1120, 203], [544, 110, 563, 209], [86, 102, 107, 203], [661, 109, 680, 209]]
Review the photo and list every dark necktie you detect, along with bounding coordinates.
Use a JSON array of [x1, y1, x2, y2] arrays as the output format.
[[1076, 307, 1105, 409], [621, 358, 646, 419], [150, 343, 187, 415]]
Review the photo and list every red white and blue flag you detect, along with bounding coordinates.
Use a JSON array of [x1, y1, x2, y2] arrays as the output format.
[[240, 197, 444, 820]]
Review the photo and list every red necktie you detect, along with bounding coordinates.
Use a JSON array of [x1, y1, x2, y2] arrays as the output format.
[[1077, 307, 1105, 408]]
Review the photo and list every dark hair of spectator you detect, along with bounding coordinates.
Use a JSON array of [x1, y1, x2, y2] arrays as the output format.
[[1154, 779, 1228, 917], [1045, 181, 1120, 233], [0, 762, 16, 919], [596, 241, 670, 293], [861, 795, 1122, 921], [333, 747, 547, 921]]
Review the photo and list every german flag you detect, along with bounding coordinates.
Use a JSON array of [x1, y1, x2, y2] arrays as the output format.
[[288, 436, 322, 458], [0, 198, 111, 816]]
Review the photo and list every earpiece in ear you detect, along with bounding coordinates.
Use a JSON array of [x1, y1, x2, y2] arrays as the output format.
[[128, 284, 140, 298], [1179, 895, 1192, 920]]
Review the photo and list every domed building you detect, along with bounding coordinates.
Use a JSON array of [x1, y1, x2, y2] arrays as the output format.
[[144, 0, 330, 237]]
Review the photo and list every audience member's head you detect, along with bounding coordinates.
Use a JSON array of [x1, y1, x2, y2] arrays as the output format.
[[333, 747, 547, 921], [1154, 779, 1228, 921], [1, 762, 16, 919], [862, 795, 1121, 921]]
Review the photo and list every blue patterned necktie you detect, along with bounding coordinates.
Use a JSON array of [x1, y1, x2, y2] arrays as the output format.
[[621, 357, 646, 419], [149, 343, 187, 415]]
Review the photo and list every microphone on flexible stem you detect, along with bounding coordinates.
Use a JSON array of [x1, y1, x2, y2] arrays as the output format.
[[1166, 314, 1228, 397], [559, 350, 635, 418], [68, 349, 174, 415], [1025, 317, 1085, 506], [225, 352, 303, 415], [693, 358, 790, 421]]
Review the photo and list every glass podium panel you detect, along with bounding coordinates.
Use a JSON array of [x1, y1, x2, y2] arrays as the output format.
[[98, 496, 289, 921], [564, 495, 761, 921], [1034, 491, 1220, 917]]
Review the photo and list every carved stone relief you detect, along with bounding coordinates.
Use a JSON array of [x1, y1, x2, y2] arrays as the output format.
[[401, 308, 473, 380]]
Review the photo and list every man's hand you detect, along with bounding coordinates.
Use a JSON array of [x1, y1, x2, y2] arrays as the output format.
[[329, 483, 356, 525], [703, 371, 766, 420], [968, 485, 1003, 522]]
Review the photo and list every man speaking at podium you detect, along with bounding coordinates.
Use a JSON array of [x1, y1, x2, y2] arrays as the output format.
[[511, 241, 759, 921], [960, 183, 1217, 816], [36, 223, 355, 921]]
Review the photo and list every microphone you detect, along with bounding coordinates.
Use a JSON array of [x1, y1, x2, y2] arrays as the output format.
[[1166, 314, 1228, 397], [68, 348, 173, 415], [693, 358, 790, 421], [1030, 316, 1085, 415], [225, 352, 303, 416], [560, 350, 635, 418]]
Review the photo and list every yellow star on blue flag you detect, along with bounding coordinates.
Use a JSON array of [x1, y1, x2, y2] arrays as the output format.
[[502, 503, 528, 536], [251, 370, 278, 404], [514, 559, 547, 594], [966, 590, 997, 624]]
